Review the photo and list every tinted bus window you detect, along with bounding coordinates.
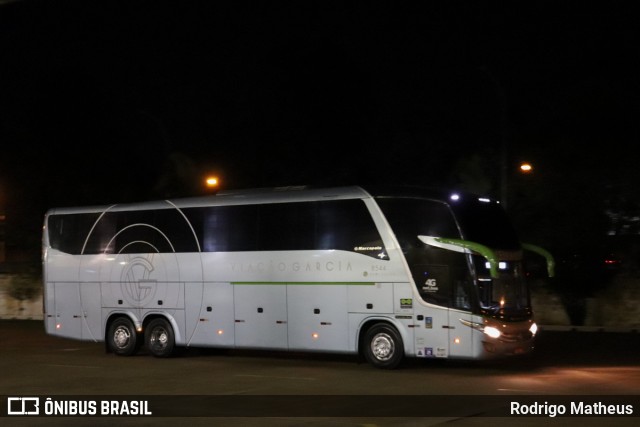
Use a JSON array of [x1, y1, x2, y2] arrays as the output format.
[[375, 198, 460, 244], [77, 210, 201, 254], [257, 202, 314, 251], [377, 197, 474, 310], [48, 213, 101, 254], [50, 199, 385, 258], [314, 200, 383, 255], [450, 199, 520, 250], [193, 205, 259, 252], [190, 199, 385, 257]]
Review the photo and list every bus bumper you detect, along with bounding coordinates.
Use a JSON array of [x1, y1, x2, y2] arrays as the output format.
[[477, 320, 537, 358], [480, 336, 535, 357]]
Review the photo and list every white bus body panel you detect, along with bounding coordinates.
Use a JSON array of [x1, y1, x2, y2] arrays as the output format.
[[234, 283, 288, 349], [44, 250, 478, 358], [42, 187, 504, 361], [185, 282, 235, 347], [287, 284, 349, 352]]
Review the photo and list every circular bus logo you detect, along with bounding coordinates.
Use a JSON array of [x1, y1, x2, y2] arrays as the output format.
[[120, 254, 157, 306]]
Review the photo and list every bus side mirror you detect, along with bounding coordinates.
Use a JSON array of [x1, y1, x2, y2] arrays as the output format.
[[418, 235, 500, 279], [522, 243, 555, 277]]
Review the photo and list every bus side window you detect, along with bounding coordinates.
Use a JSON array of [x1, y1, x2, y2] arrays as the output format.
[[189, 205, 258, 252], [377, 197, 473, 310], [257, 203, 314, 251], [48, 213, 100, 254], [314, 200, 385, 258], [409, 251, 472, 310], [187, 200, 385, 258], [410, 262, 450, 307]]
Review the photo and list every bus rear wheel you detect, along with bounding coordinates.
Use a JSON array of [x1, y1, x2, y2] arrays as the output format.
[[107, 317, 138, 356], [145, 318, 175, 358], [363, 323, 404, 369]]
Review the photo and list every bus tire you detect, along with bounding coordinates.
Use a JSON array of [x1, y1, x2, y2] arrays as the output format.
[[107, 317, 138, 356], [145, 318, 175, 358], [363, 323, 404, 369]]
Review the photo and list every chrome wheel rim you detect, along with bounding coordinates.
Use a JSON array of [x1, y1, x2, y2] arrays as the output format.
[[371, 332, 394, 361], [113, 326, 131, 349]]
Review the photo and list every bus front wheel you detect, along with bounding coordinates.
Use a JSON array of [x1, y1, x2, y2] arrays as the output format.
[[145, 318, 175, 358], [107, 317, 138, 356], [363, 323, 404, 369]]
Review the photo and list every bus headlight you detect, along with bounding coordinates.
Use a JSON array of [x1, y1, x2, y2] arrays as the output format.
[[483, 326, 501, 339], [459, 319, 501, 339], [529, 322, 538, 336]]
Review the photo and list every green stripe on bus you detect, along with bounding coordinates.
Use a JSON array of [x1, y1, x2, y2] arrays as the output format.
[[231, 281, 375, 286]]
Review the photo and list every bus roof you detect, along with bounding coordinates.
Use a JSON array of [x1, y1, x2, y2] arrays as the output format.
[[45, 186, 372, 215], [45, 185, 495, 215]]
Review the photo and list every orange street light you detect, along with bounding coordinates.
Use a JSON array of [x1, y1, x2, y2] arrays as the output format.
[[205, 176, 219, 188], [519, 162, 533, 173]]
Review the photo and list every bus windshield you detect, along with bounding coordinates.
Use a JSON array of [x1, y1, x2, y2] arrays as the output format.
[[449, 195, 530, 318], [472, 254, 530, 317], [376, 194, 531, 320], [448, 196, 520, 251]]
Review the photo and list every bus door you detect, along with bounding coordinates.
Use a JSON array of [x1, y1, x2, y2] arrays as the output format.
[[409, 253, 476, 359]]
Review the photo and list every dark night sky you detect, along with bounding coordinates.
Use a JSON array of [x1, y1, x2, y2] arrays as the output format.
[[1, 0, 640, 253]]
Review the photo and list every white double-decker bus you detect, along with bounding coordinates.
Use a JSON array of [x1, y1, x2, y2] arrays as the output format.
[[42, 186, 553, 368]]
